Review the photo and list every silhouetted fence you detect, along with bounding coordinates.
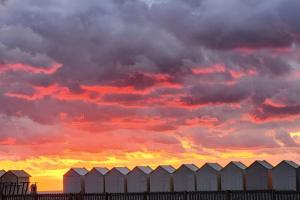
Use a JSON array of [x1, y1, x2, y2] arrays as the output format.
[[1, 191, 300, 200]]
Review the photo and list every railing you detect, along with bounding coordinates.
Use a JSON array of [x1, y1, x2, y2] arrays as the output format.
[[0, 182, 30, 195], [1, 191, 300, 200]]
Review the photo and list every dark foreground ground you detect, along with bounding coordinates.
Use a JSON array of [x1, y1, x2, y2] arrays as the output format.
[[2, 191, 300, 200]]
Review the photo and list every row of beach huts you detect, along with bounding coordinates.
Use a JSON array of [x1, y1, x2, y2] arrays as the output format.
[[63, 160, 300, 194]]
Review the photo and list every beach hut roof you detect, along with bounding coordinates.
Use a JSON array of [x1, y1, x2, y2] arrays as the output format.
[[113, 167, 130, 175], [0, 170, 6, 177], [253, 160, 273, 169], [280, 160, 299, 169], [7, 170, 31, 178], [224, 161, 247, 170], [159, 165, 176, 173], [180, 164, 198, 172], [92, 167, 109, 175], [66, 168, 88, 176], [134, 166, 153, 174], [205, 163, 223, 171]]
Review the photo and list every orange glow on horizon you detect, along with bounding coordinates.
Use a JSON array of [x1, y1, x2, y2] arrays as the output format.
[[0, 149, 298, 191]]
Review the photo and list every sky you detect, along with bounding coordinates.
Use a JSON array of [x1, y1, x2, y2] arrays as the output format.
[[0, 0, 300, 191]]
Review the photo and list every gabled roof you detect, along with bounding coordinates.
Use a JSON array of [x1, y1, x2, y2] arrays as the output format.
[[92, 167, 109, 175], [202, 163, 223, 171], [134, 166, 153, 174], [65, 168, 88, 176], [279, 160, 299, 169], [224, 161, 247, 170], [179, 164, 198, 172], [7, 170, 31, 178], [73, 168, 88, 175], [112, 167, 130, 175], [157, 165, 176, 173], [251, 160, 273, 169], [0, 170, 6, 177]]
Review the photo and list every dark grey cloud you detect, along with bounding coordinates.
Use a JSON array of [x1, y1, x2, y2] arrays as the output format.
[[182, 82, 249, 105], [153, 0, 300, 49], [0, 0, 300, 130], [252, 104, 300, 120], [1, 0, 298, 86]]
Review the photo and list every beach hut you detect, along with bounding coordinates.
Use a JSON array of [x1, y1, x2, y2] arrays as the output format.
[[127, 166, 153, 193], [150, 165, 175, 192], [63, 168, 88, 193], [173, 164, 198, 192], [196, 163, 222, 191], [246, 160, 273, 190], [85, 167, 109, 193], [272, 160, 299, 191], [221, 161, 246, 191], [105, 167, 130, 193], [1, 170, 31, 194]]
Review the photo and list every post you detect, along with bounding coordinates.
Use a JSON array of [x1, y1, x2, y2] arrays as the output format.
[[272, 190, 276, 200], [225, 190, 231, 200], [184, 191, 188, 200], [143, 192, 147, 200], [105, 193, 109, 200]]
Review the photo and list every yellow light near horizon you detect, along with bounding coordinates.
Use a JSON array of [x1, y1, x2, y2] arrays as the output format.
[[220, 151, 256, 159], [290, 132, 300, 137], [181, 140, 193, 150]]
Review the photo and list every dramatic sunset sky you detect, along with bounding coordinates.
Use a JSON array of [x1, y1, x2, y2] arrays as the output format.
[[0, 0, 300, 191]]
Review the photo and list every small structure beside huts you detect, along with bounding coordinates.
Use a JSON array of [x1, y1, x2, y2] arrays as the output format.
[[196, 163, 222, 191], [221, 161, 246, 191], [63, 168, 88, 193], [127, 166, 153, 193], [150, 165, 175, 192], [84, 167, 109, 193], [246, 160, 273, 190], [272, 160, 299, 191], [105, 167, 130, 193], [173, 164, 198, 192], [1, 170, 31, 194]]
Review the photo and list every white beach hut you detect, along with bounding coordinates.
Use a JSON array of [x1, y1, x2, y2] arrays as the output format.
[[272, 160, 299, 191], [173, 164, 198, 192], [63, 168, 88, 193], [196, 163, 222, 191], [245, 160, 273, 190], [127, 166, 153, 193], [221, 161, 246, 191], [84, 167, 109, 193], [105, 167, 130, 193], [150, 165, 175, 192]]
